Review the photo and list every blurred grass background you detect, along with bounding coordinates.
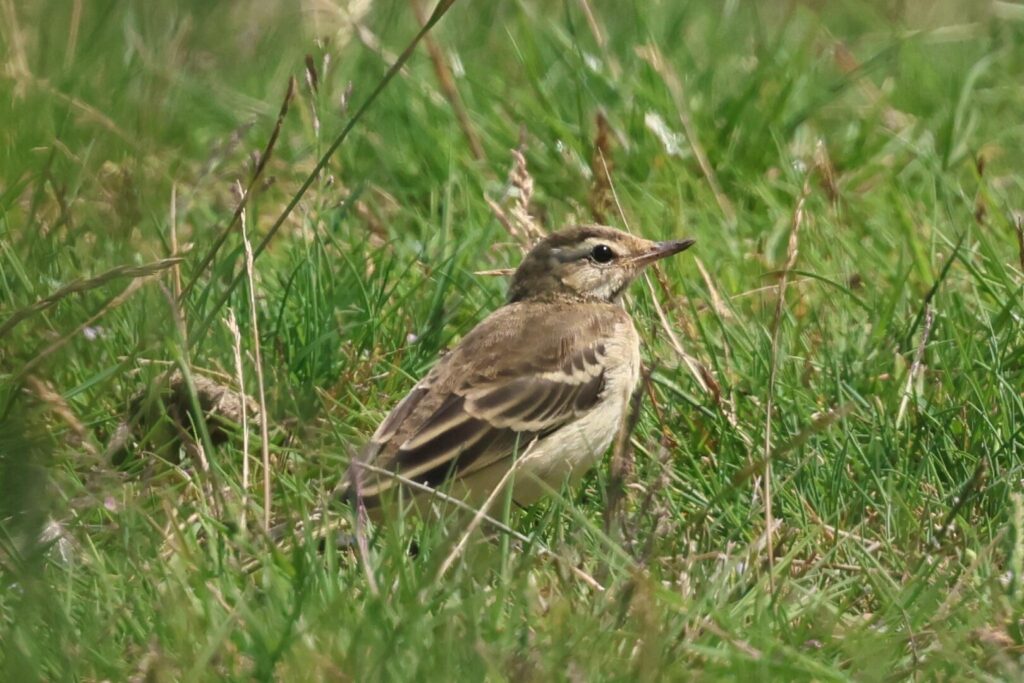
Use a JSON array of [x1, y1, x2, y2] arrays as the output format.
[[2, 0, 1024, 679]]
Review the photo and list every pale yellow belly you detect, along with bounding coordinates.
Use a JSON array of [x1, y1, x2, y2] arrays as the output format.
[[451, 395, 628, 507]]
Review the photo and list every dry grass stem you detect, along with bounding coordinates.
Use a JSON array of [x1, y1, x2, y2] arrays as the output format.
[[595, 133, 718, 404], [182, 76, 296, 300], [23, 374, 97, 458], [674, 404, 858, 535], [354, 497, 380, 595], [699, 618, 763, 661], [436, 440, 538, 581], [347, 460, 605, 591], [304, 54, 321, 140], [591, 109, 749, 446], [17, 278, 147, 380], [164, 358, 231, 521], [645, 279, 711, 395], [487, 148, 545, 250], [170, 184, 182, 302], [193, 0, 461, 342], [484, 196, 520, 243], [729, 278, 814, 301], [170, 410, 210, 475], [239, 193, 272, 533], [225, 308, 251, 533], [576, 0, 606, 48], [0, 257, 183, 339], [354, 23, 402, 69], [629, 442, 675, 561], [167, 185, 189, 350], [589, 112, 614, 223], [733, 405, 852, 490], [814, 139, 839, 206], [603, 371, 645, 540], [934, 457, 989, 546], [1, 0, 31, 91], [24, 78, 139, 149], [694, 257, 733, 320], [410, 0, 485, 161], [896, 305, 934, 429], [800, 497, 883, 554], [761, 174, 811, 590], [473, 267, 516, 277]]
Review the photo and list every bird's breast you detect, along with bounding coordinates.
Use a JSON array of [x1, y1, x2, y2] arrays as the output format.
[[503, 316, 642, 504]]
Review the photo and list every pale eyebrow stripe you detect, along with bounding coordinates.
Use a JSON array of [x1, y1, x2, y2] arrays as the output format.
[[555, 238, 616, 262]]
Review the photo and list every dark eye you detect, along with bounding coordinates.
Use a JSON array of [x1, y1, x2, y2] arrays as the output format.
[[590, 244, 615, 263]]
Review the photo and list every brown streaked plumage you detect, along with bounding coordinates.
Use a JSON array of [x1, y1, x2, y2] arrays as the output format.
[[345, 225, 694, 512]]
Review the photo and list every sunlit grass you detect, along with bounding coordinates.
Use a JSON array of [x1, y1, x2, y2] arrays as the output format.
[[2, 0, 1024, 679]]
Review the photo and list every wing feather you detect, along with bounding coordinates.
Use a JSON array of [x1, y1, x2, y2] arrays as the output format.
[[346, 302, 633, 507]]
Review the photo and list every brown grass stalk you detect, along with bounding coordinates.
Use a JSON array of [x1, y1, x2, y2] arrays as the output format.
[[238, 193, 272, 533], [23, 374, 97, 458], [181, 76, 296, 300], [353, 496, 380, 596], [410, 0, 485, 162], [762, 175, 811, 591], [589, 112, 614, 223], [597, 144, 715, 401], [170, 184, 182, 302], [225, 308, 251, 533], [487, 147, 545, 250], [192, 0, 461, 343], [16, 278, 146, 380], [896, 305, 934, 429], [0, 257, 183, 339]]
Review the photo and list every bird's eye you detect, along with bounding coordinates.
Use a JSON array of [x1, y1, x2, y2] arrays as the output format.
[[590, 244, 615, 264]]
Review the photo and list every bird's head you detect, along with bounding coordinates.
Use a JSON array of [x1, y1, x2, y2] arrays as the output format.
[[507, 225, 695, 304]]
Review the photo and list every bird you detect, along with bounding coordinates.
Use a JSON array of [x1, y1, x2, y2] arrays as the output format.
[[344, 224, 694, 516]]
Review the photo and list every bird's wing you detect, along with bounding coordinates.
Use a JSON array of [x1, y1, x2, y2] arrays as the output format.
[[346, 303, 627, 505]]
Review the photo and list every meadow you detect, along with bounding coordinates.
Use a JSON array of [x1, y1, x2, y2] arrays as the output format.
[[2, 0, 1024, 679]]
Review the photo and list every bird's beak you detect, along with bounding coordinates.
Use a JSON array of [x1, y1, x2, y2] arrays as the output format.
[[630, 238, 696, 267]]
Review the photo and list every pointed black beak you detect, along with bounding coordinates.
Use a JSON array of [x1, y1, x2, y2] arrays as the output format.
[[631, 238, 696, 267]]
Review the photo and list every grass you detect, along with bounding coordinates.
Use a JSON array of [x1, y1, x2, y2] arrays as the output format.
[[2, 0, 1024, 679]]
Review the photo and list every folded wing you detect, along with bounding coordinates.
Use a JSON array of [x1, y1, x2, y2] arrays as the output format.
[[348, 339, 608, 505]]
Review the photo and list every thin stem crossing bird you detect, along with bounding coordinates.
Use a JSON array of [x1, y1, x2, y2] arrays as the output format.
[[346, 224, 694, 513]]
